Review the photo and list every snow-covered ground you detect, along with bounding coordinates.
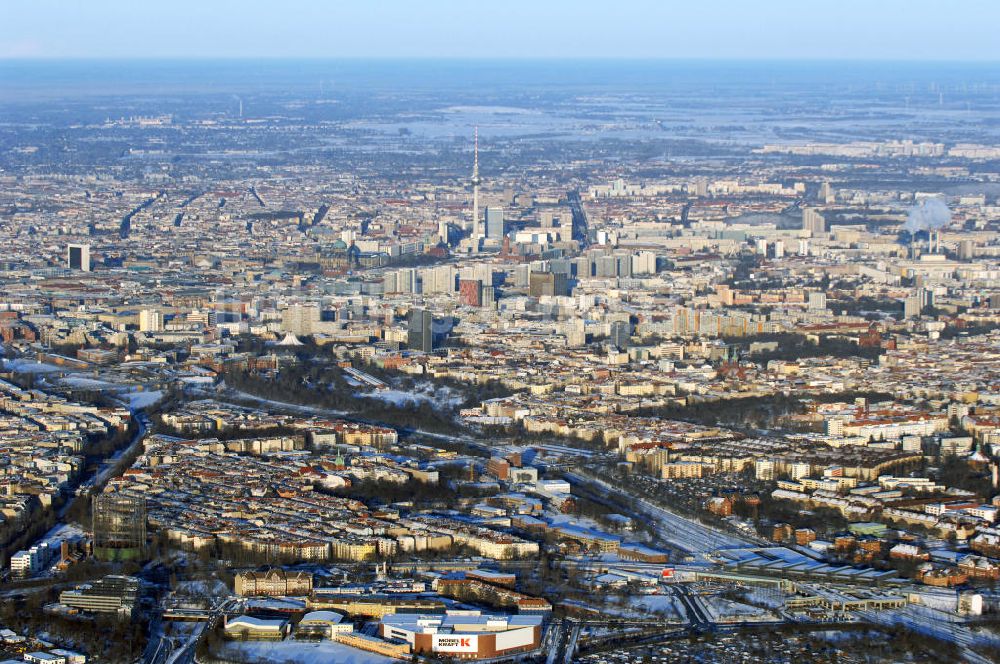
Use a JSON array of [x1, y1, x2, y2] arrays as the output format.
[[58, 375, 163, 411], [358, 382, 464, 410], [221, 388, 347, 417], [547, 514, 606, 531], [2, 360, 163, 411], [172, 578, 231, 598], [699, 596, 771, 623], [628, 594, 687, 620], [37, 522, 86, 549], [126, 389, 163, 410], [217, 640, 395, 664], [59, 376, 116, 389], [2, 358, 65, 373], [582, 625, 648, 640], [18, 523, 87, 578], [178, 375, 215, 385], [562, 600, 643, 619]]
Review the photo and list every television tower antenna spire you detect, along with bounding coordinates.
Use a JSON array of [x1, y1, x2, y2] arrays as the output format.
[[471, 126, 481, 244]]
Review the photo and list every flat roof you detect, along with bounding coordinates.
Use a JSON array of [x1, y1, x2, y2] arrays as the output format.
[[301, 610, 344, 624], [382, 612, 543, 632]]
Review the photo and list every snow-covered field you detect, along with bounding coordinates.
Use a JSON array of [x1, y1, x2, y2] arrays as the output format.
[[217, 640, 395, 664], [126, 389, 163, 409], [223, 388, 347, 417], [358, 382, 464, 409], [628, 594, 687, 620], [59, 376, 163, 411]]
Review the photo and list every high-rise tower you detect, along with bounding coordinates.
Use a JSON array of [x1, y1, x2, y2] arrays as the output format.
[[471, 126, 481, 241], [408, 308, 434, 353], [67, 243, 91, 272]]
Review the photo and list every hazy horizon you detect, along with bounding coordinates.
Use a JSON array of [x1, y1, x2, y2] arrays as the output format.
[[5, 58, 999, 107]]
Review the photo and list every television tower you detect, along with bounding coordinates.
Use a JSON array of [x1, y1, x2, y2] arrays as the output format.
[[471, 126, 481, 242]]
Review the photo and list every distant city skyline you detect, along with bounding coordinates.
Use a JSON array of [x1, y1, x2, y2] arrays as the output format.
[[3, 0, 1000, 61]]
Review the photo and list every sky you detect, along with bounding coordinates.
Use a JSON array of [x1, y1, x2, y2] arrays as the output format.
[[2, 0, 999, 61]]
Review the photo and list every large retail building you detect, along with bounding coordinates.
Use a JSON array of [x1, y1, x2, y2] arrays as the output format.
[[379, 610, 542, 659]]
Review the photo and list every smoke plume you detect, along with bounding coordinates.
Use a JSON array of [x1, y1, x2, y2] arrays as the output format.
[[904, 197, 951, 233]]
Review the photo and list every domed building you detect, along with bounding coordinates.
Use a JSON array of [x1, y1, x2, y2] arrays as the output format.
[[321, 239, 360, 272]]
